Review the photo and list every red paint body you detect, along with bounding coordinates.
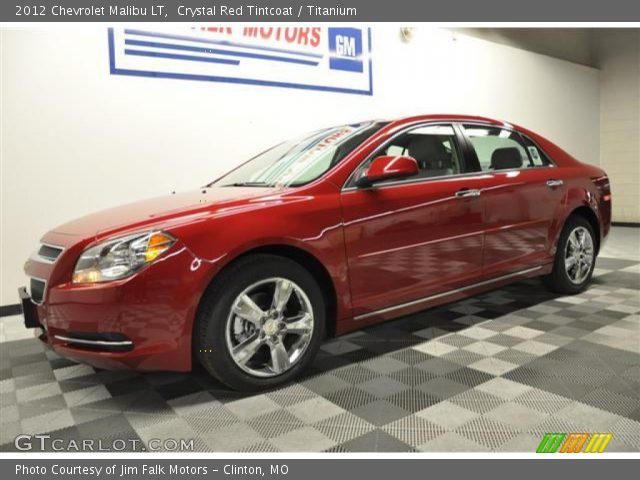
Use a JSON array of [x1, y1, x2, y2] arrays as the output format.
[[23, 115, 611, 371]]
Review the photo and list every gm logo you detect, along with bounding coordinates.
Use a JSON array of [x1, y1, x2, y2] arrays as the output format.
[[536, 433, 613, 453], [328, 28, 363, 73]]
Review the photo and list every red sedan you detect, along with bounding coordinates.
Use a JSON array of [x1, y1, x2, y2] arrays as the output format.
[[21, 115, 611, 391]]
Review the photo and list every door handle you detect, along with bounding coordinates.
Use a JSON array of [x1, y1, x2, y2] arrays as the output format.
[[455, 188, 481, 198], [546, 179, 564, 188]]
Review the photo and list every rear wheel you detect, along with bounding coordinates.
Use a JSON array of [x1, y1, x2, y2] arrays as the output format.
[[543, 215, 596, 294], [195, 254, 325, 391]]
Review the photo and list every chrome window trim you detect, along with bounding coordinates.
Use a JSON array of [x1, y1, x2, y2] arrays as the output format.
[[342, 120, 465, 191], [342, 170, 494, 193], [342, 120, 557, 193], [27, 276, 47, 306], [354, 265, 543, 321]]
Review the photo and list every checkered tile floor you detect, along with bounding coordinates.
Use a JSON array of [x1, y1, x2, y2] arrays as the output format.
[[1, 227, 639, 452]]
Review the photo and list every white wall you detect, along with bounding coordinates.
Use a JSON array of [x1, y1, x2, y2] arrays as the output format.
[[0, 26, 600, 305], [596, 30, 640, 224]]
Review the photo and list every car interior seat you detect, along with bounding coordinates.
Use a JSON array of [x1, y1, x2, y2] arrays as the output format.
[[407, 135, 455, 177], [490, 147, 523, 170]]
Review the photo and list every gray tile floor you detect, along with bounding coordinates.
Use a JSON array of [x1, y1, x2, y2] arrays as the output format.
[[1, 227, 639, 452]]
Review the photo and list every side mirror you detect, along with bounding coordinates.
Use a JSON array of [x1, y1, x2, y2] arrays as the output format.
[[356, 155, 419, 187]]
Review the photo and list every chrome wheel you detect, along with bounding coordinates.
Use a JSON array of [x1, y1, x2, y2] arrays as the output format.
[[225, 278, 314, 378], [564, 226, 594, 284]]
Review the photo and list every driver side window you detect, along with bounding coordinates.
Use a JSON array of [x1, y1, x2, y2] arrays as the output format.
[[353, 124, 463, 186]]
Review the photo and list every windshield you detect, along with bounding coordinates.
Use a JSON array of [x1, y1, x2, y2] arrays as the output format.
[[212, 122, 387, 188]]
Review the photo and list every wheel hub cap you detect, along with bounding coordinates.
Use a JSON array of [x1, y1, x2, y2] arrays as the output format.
[[263, 319, 280, 337], [564, 226, 594, 285], [225, 277, 314, 378]]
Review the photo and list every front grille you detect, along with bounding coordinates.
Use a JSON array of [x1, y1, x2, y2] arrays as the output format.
[[38, 244, 63, 262], [30, 278, 46, 304]]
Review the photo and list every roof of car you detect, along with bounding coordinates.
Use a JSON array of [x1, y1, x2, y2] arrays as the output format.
[[388, 114, 510, 127]]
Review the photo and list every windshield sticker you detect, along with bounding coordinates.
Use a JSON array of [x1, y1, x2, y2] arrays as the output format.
[[277, 127, 358, 184], [299, 127, 355, 161], [528, 146, 541, 162]]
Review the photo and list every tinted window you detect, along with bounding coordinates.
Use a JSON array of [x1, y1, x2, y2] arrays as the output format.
[[352, 124, 463, 186], [521, 135, 553, 167], [463, 125, 529, 171]]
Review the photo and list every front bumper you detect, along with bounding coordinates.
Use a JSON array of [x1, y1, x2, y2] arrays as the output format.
[[19, 286, 41, 329], [51, 332, 134, 352], [19, 288, 135, 358], [21, 240, 214, 372]]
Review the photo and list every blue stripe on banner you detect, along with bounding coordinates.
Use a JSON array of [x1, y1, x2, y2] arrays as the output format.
[[108, 28, 116, 73], [124, 49, 241, 66], [124, 29, 324, 59], [368, 28, 374, 96], [125, 39, 319, 66], [112, 66, 372, 96]]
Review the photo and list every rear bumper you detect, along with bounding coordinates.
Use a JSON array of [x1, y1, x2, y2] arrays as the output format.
[[21, 243, 214, 372]]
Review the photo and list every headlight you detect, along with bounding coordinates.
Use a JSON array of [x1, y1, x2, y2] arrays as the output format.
[[72, 231, 176, 284]]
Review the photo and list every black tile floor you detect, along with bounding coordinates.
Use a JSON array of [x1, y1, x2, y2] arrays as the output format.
[[1, 228, 638, 452]]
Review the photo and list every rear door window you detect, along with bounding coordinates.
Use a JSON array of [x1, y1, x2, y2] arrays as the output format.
[[462, 125, 530, 171], [520, 135, 553, 167]]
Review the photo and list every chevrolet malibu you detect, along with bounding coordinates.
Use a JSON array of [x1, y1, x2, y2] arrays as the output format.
[[21, 115, 611, 391]]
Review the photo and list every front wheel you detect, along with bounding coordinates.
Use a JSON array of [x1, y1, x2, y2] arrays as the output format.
[[195, 254, 325, 391], [543, 216, 597, 294]]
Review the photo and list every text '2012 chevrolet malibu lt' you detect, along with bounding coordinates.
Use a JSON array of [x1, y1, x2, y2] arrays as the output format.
[[21, 115, 611, 391]]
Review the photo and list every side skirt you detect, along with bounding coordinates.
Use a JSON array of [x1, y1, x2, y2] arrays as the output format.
[[335, 263, 552, 335]]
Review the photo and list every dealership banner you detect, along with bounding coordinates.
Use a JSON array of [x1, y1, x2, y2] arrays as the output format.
[[108, 26, 373, 95]]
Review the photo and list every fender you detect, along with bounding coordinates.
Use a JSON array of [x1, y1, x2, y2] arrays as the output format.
[[552, 180, 605, 256], [168, 190, 353, 341]]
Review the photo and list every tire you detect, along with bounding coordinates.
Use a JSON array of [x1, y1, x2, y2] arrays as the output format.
[[543, 215, 597, 295], [195, 254, 325, 391]]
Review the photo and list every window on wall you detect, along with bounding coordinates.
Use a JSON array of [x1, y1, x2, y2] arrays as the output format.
[[463, 125, 531, 171], [353, 124, 463, 185]]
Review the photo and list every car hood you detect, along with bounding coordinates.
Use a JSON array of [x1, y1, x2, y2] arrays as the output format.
[[49, 186, 279, 241]]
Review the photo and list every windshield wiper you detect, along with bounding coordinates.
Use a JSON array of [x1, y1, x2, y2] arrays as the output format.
[[223, 182, 273, 187]]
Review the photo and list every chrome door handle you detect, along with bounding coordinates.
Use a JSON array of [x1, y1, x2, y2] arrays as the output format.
[[455, 189, 481, 198], [546, 179, 564, 188]]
